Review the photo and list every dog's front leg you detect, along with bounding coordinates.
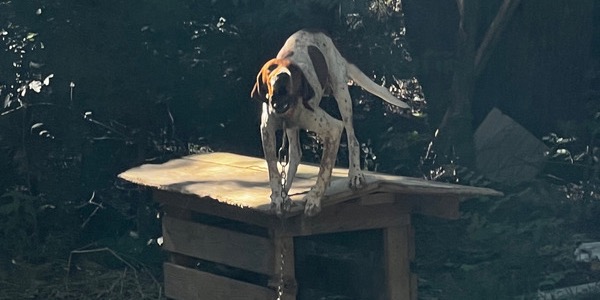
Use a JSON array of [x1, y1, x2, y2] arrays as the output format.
[[260, 104, 287, 215], [284, 128, 301, 193], [301, 109, 343, 216]]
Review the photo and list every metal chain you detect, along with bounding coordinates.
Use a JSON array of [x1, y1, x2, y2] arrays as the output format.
[[278, 124, 289, 201], [279, 168, 288, 200], [276, 235, 287, 300], [276, 123, 288, 300]]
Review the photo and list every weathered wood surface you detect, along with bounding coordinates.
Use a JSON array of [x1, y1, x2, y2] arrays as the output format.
[[384, 226, 414, 300], [279, 204, 412, 237], [119, 152, 502, 215], [164, 262, 276, 300], [162, 215, 274, 275]]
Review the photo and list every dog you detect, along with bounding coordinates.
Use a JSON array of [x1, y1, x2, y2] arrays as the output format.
[[251, 29, 410, 216]]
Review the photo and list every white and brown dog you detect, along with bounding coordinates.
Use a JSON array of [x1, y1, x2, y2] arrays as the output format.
[[251, 29, 409, 216]]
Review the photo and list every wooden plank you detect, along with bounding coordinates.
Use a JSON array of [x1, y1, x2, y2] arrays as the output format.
[[162, 215, 274, 275], [393, 195, 462, 220], [384, 225, 412, 300], [281, 203, 411, 237], [380, 180, 502, 198], [155, 190, 275, 228], [360, 192, 462, 220], [164, 262, 276, 300], [408, 226, 415, 261], [358, 193, 395, 205], [118, 152, 502, 216], [410, 274, 418, 300], [269, 236, 297, 300], [162, 204, 193, 221], [409, 226, 417, 300]]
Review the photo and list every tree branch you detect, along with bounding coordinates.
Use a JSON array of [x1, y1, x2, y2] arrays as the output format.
[[456, 0, 465, 35], [474, 0, 522, 77]]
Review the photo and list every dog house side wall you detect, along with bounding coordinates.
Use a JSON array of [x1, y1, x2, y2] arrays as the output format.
[[161, 215, 274, 275], [157, 189, 421, 300], [157, 193, 280, 300], [119, 152, 502, 300], [164, 263, 276, 300]]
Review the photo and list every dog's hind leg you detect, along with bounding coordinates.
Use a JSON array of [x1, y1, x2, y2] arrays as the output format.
[[332, 80, 366, 191]]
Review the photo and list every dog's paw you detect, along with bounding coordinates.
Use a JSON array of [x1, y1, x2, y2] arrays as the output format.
[[270, 192, 290, 216], [303, 189, 322, 217], [348, 170, 367, 191]]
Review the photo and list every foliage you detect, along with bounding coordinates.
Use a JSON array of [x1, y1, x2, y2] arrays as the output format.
[[0, 0, 598, 299], [0, 189, 40, 257], [0, 258, 162, 300], [415, 54, 600, 299], [0, 0, 423, 296], [542, 108, 600, 203], [415, 178, 600, 299]]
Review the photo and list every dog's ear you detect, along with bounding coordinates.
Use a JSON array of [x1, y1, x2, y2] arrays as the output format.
[[251, 69, 268, 102], [251, 60, 279, 102], [289, 64, 314, 108]]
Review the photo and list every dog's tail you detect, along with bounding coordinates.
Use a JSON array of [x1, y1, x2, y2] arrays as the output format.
[[347, 63, 410, 109]]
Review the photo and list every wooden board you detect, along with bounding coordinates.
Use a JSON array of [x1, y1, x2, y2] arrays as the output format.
[[156, 191, 275, 229], [384, 226, 414, 300], [119, 152, 502, 216], [280, 203, 411, 237], [164, 262, 276, 300], [162, 215, 274, 275]]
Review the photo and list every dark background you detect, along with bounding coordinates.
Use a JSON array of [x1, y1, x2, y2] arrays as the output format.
[[0, 0, 599, 299]]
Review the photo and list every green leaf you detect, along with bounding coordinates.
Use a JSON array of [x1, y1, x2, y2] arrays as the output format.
[[26, 32, 38, 41], [460, 264, 479, 272]]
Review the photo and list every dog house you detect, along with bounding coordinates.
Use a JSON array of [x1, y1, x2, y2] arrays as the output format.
[[119, 152, 501, 300]]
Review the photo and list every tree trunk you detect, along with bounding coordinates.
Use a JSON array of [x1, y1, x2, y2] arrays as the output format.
[[437, 0, 521, 168], [436, 0, 478, 167]]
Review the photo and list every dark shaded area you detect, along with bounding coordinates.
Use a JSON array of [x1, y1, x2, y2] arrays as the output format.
[[295, 230, 385, 300], [0, 0, 599, 299]]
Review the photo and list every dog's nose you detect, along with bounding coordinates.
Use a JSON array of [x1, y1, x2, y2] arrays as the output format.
[[272, 101, 289, 114]]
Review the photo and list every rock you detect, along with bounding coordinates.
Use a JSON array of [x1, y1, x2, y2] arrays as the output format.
[[574, 242, 600, 263], [474, 108, 548, 185]]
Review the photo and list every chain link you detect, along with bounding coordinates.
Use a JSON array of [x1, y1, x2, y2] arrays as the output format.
[[276, 123, 288, 299], [279, 170, 288, 200], [276, 235, 286, 300], [278, 123, 289, 201]]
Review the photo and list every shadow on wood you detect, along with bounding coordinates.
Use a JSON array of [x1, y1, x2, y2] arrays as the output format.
[[119, 152, 502, 300]]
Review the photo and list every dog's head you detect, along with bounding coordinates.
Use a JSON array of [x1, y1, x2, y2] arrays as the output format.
[[251, 58, 314, 115]]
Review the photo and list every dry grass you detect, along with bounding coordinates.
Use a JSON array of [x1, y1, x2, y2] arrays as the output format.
[[0, 247, 164, 300]]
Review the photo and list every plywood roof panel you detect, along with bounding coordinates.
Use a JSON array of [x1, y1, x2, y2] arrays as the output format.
[[119, 152, 502, 214]]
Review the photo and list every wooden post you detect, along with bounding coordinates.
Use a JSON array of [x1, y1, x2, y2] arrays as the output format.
[[383, 215, 415, 300]]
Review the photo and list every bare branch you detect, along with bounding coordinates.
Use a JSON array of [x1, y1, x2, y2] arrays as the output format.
[[456, 0, 465, 36], [474, 0, 522, 76]]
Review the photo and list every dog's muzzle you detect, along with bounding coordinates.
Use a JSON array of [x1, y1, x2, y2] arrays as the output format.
[[270, 74, 293, 114], [271, 97, 291, 114]]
